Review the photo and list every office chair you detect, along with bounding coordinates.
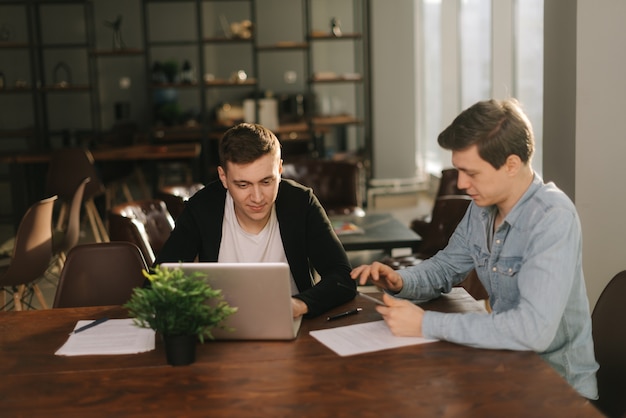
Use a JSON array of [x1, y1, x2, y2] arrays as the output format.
[[591, 270, 626, 418], [0, 196, 57, 311], [108, 199, 175, 265], [52, 241, 148, 308]]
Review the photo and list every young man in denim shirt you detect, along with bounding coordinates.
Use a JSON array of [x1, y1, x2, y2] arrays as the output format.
[[351, 99, 598, 399]]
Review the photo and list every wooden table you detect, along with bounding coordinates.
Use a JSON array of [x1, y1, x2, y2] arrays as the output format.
[[332, 212, 422, 253], [0, 289, 600, 417]]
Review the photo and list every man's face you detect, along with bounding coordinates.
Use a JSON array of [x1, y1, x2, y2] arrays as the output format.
[[218, 153, 283, 231], [452, 145, 511, 208]]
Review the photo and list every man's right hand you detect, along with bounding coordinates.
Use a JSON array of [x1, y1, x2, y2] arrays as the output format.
[[350, 262, 404, 293]]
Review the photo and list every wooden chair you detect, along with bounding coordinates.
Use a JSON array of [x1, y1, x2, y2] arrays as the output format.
[[0, 196, 57, 311], [591, 270, 626, 417], [45, 148, 109, 242], [155, 183, 204, 220], [282, 159, 365, 216], [108, 199, 175, 266], [52, 241, 148, 308]]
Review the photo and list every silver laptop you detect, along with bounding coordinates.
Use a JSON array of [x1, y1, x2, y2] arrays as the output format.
[[160, 262, 302, 340]]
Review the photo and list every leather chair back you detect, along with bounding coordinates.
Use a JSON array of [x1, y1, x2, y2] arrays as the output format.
[[282, 159, 364, 216], [155, 183, 204, 220], [108, 199, 175, 265], [592, 270, 626, 418], [53, 241, 148, 308]]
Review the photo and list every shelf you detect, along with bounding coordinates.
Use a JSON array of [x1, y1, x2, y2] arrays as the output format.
[[308, 33, 363, 41], [310, 74, 363, 83], [256, 42, 309, 51], [203, 37, 254, 44], [0, 87, 34, 94], [204, 79, 257, 87], [39, 84, 91, 92], [312, 115, 363, 126], [0, 42, 30, 49]]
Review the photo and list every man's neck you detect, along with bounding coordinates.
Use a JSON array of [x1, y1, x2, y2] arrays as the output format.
[[496, 168, 534, 221]]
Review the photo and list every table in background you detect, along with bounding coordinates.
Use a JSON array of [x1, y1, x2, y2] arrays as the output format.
[[331, 212, 421, 253], [0, 143, 201, 230], [0, 289, 599, 417]]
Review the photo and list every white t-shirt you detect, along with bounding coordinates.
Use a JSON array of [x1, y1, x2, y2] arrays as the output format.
[[218, 193, 298, 294]]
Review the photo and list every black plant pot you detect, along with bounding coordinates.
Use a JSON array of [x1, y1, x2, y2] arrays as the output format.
[[163, 334, 197, 366]]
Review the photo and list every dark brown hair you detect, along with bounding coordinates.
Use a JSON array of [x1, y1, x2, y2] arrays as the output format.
[[437, 98, 535, 169], [218, 123, 281, 170]]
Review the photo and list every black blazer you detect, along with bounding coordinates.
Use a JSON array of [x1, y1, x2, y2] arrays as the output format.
[[155, 179, 356, 317]]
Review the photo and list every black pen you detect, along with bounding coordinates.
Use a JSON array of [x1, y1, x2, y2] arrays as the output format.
[[70, 317, 109, 335], [326, 307, 362, 321]]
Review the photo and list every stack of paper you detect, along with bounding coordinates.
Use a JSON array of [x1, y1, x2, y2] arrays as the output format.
[[310, 320, 437, 356], [55, 318, 155, 356]]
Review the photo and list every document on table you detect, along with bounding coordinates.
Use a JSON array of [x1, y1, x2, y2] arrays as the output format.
[[310, 320, 437, 356], [55, 318, 155, 356]]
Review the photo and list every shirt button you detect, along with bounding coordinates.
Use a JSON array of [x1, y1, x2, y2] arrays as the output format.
[[496, 239, 501, 244], [492, 267, 497, 272]]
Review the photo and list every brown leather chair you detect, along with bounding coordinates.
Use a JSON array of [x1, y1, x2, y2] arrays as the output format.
[[282, 159, 364, 216], [108, 199, 175, 265], [592, 270, 626, 418], [0, 196, 57, 311], [52, 241, 148, 308], [155, 183, 204, 220], [411, 168, 466, 237]]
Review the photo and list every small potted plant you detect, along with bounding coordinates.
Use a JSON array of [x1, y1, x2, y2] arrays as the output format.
[[124, 265, 237, 366]]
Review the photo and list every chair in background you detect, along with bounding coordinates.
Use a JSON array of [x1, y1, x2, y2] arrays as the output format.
[[0, 196, 57, 311], [155, 183, 204, 220], [591, 270, 626, 418], [52, 241, 148, 308], [410, 168, 466, 237], [45, 147, 109, 242], [282, 159, 365, 216], [108, 199, 175, 266], [50, 177, 90, 271]]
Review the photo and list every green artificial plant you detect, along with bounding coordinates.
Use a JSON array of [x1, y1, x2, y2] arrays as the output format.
[[124, 265, 237, 343]]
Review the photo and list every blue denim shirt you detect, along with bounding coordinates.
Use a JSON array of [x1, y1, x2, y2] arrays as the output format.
[[396, 174, 598, 399]]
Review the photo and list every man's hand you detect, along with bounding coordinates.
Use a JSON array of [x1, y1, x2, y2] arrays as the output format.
[[376, 293, 425, 337], [291, 297, 308, 318], [350, 261, 404, 292]]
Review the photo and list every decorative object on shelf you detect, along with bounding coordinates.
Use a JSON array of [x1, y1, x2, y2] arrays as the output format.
[[124, 265, 237, 366], [0, 71, 5, 90], [14, 79, 28, 89], [53, 61, 72, 88], [161, 60, 179, 84], [230, 19, 253, 39], [153, 88, 181, 126], [0, 23, 14, 42], [180, 60, 194, 84], [229, 70, 248, 83], [331, 17, 342, 37], [216, 102, 244, 127], [103, 15, 126, 50]]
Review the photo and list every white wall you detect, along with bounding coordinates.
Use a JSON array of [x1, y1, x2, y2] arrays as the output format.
[[575, 0, 626, 308]]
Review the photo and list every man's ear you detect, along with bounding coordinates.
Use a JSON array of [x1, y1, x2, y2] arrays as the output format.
[[217, 166, 228, 188], [505, 155, 522, 176]]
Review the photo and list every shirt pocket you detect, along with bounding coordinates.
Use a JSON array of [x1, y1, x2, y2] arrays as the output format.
[[490, 257, 523, 304]]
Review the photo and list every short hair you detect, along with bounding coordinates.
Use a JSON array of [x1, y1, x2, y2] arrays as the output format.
[[218, 123, 281, 170], [437, 98, 535, 169]]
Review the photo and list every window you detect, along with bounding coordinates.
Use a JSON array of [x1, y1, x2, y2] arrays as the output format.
[[418, 0, 543, 175]]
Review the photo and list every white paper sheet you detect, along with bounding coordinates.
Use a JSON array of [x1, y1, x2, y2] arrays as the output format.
[[310, 320, 437, 357], [55, 318, 155, 356]]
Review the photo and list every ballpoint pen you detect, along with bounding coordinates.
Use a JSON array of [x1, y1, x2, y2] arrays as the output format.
[[327, 307, 363, 321], [70, 317, 109, 335]]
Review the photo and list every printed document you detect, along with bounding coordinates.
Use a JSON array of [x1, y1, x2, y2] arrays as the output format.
[[55, 318, 155, 356], [310, 320, 437, 356]]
